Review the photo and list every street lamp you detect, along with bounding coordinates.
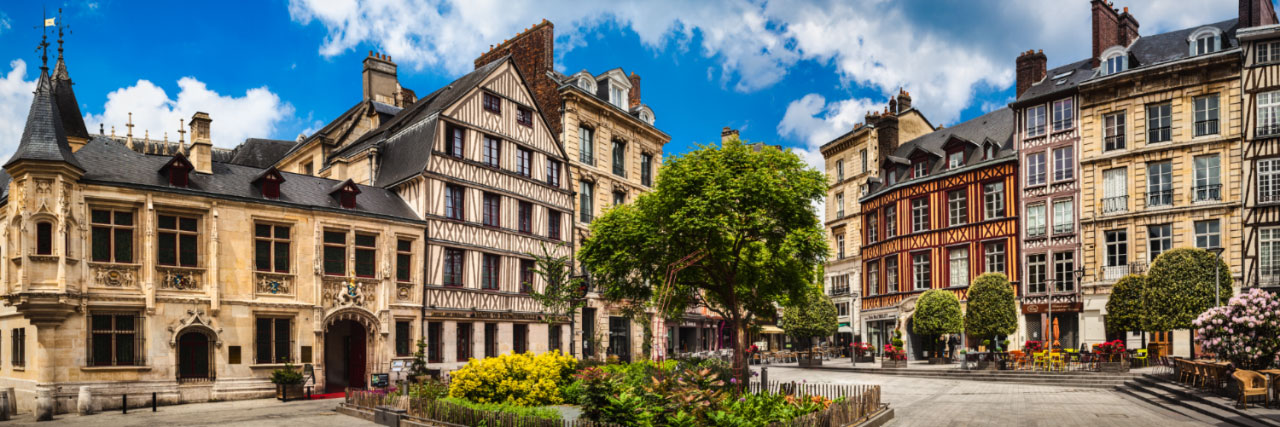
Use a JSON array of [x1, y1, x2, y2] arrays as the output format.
[[1209, 247, 1225, 307]]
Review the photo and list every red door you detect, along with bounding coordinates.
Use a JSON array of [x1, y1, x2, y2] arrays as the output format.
[[348, 330, 366, 388]]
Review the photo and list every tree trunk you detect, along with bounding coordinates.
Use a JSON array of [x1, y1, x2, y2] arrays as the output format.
[[733, 317, 749, 391]]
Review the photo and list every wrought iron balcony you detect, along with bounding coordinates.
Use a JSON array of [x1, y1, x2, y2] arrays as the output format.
[[1101, 195, 1128, 214], [1146, 189, 1172, 208], [1101, 262, 1146, 282], [1257, 124, 1280, 138], [829, 285, 851, 296], [1193, 184, 1222, 202], [1053, 223, 1073, 234], [1261, 189, 1280, 204], [1026, 225, 1046, 238]]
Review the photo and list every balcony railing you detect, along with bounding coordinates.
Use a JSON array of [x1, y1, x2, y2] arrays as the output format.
[[1101, 262, 1147, 282], [1026, 225, 1046, 237], [1262, 189, 1280, 204], [1258, 124, 1280, 138], [829, 285, 850, 296], [1053, 223, 1073, 234], [1193, 184, 1222, 202], [1146, 189, 1172, 208], [1101, 195, 1128, 214]]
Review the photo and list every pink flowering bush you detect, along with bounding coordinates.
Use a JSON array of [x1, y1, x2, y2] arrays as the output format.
[[1193, 288, 1280, 370]]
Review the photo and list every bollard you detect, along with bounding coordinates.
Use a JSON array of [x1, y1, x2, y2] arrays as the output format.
[[122, 394, 127, 414], [0, 390, 10, 421], [761, 366, 768, 391], [152, 392, 157, 412]]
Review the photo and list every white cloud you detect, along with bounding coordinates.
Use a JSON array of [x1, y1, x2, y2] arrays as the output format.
[[778, 93, 880, 175], [0, 12, 11, 35], [0, 60, 37, 162], [83, 77, 295, 148]]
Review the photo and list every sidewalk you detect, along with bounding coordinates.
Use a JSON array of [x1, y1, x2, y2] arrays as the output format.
[[6, 397, 370, 427]]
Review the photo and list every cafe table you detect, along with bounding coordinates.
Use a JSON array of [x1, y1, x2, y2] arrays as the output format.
[[1259, 369, 1280, 408]]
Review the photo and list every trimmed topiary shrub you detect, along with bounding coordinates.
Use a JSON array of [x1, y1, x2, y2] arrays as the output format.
[[780, 286, 839, 351], [964, 273, 1018, 344], [1193, 288, 1280, 370], [913, 290, 963, 356], [448, 350, 578, 406], [1105, 274, 1147, 334], [1146, 248, 1233, 332]]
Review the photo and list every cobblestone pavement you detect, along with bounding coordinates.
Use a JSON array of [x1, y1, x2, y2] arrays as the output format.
[[762, 366, 1204, 427], [6, 398, 368, 427]]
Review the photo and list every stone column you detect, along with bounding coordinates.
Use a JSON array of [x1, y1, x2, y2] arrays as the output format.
[[35, 325, 60, 421], [76, 386, 94, 415]]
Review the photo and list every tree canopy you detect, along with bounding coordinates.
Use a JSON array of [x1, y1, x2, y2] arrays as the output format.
[[1145, 248, 1233, 332], [963, 273, 1018, 341], [912, 289, 963, 337], [1104, 274, 1147, 334], [780, 286, 839, 349], [577, 138, 827, 384]]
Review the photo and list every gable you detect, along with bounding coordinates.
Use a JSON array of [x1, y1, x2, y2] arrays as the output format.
[[441, 62, 562, 158]]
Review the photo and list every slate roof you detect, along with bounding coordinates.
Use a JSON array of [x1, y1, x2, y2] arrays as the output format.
[[226, 138, 296, 169], [1127, 19, 1240, 69], [70, 136, 421, 222], [549, 70, 670, 139], [4, 68, 83, 170], [1014, 58, 1094, 105], [51, 58, 90, 141], [864, 108, 1014, 199]]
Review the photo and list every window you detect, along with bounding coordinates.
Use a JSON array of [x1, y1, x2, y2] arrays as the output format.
[[1104, 53, 1127, 75], [483, 193, 501, 227], [641, 154, 653, 186], [866, 261, 879, 296], [983, 182, 1005, 219], [1105, 230, 1128, 267], [948, 247, 969, 287], [396, 239, 412, 282], [1260, 91, 1280, 137], [884, 205, 897, 237], [860, 149, 868, 172], [1147, 161, 1172, 207], [1052, 98, 1073, 132], [1147, 103, 1172, 143], [547, 159, 562, 187], [1194, 155, 1221, 202], [484, 323, 498, 358], [1148, 224, 1172, 262], [302, 161, 313, 175], [613, 190, 625, 206], [395, 320, 411, 357], [1054, 252, 1075, 292], [1262, 227, 1280, 281], [886, 256, 899, 293], [886, 168, 897, 185], [482, 92, 501, 114], [948, 151, 964, 170], [10, 328, 23, 368], [1195, 220, 1221, 249], [948, 189, 967, 226], [1193, 33, 1219, 55], [612, 141, 626, 177], [1262, 158, 1280, 203], [482, 254, 501, 290], [610, 84, 626, 109], [836, 234, 845, 259], [548, 210, 562, 241], [518, 201, 533, 234], [520, 259, 535, 293], [912, 252, 931, 290], [457, 323, 473, 361], [1258, 40, 1280, 64], [254, 224, 290, 273], [984, 144, 997, 160], [1052, 199, 1073, 234], [1026, 203, 1046, 237], [1052, 147, 1074, 181], [354, 233, 376, 278], [835, 160, 845, 181], [1026, 105, 1046, 137], [579, 127, 594, 165], [513, 324, 529, 354], [517, 107, 533, 127], [255, 317, 292, 364], [1027, 254, 1047, 294], [483, 135, 501, 168], [427, 322, 442, 363], [1026, 152, 1046, 186], [835, 193, 845, 218], [516, 147, 532, 177], [157, 214, 198, 267], [323, 231, 345, 275], [984, 241, 1006, 274], [92, 209, 134, 263], [1193, 95, 1220, 136], [443, 248, 464, 287], [35, 222, 52, 255], [1102, 168, 1128, 214], [437, 185, 463, 221], [580, 182, 594, 223], [1104, 112, 1126, 151], [866, 212, 878, 242], [911, 197, 929, 232], [89, 314, 140, 366], [913, 161, 928, 179]]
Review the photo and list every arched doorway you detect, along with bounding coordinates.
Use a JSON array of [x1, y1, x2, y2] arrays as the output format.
[[177, 330, 213, 382], [325, 319, 367, 391]]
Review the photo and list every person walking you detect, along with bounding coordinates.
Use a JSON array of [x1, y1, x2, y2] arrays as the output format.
[[947, 334, 960, 360]]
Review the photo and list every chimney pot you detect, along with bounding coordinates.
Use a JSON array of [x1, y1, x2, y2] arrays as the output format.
[[1015, 48, 1047, 98]]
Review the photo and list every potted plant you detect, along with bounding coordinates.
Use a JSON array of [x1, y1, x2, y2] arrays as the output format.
[[271, 362, 305, 400], [1096, 339, 1129, 372], [881, 330, 908, 368], [852, 342, 875, 363]]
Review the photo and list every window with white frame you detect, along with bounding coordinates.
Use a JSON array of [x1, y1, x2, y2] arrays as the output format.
[[1026, 152, 1046, 186], [984, 241, 1006, 274], [948, 151, 963, 169], [1104, 111, 1126, 151], [1195, 219, 1221, 249], [1261, 227, 1280, 281], [1105, 230, 1128, 267], [948, 189, 967, 226], [1194, 155, 1221, 202], [610, 84, 626, 109], [1261, 158, 1280, 203], [983, 182, 1005, 219], [1261, 91, 1280, 137], [886, 256, 899, 293], [1191, 30, 1220, 56], [836, 234, 845, 259], [1027, 105, 1047, 137], [912, 252, 931, 290], [1053, 147, 1074, 181], [1103, 52, 1127, 75], [1027, 254, 1047, 294], [1052, 98, 1073, 132], [949, 247, 969, 287], [835, 193, 844, 218], [1258, 40, 1280, 65], [867, 211, 878, 242], [912, 197, 929, 232], [1102, 167, 1128, 213], [1054, 252, 1076, 292], [1052, 199, 1073, 234], [835, 160, 844, 181], [885, 205, 897, 238], [1193, 94, 1220, 137], [1026, 203, 1046, 237], [913, 161, 928, 179], [860, 149, 868, 173], [1147, 103, 1172, 143], [1148, 224, 1172, 262], [866, 261, 879, 296]]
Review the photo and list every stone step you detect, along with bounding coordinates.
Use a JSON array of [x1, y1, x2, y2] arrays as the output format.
[[1114, 382, 1238, 425], [1115, 375, 1280, 427]]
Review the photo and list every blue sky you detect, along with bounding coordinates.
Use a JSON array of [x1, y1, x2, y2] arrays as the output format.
[[0, 0, 1256, 171]]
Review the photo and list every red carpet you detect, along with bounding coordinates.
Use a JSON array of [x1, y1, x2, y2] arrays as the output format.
[[310, 392, 346, 400]]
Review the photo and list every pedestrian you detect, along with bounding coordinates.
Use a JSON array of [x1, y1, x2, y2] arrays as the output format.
[[947, 334, 960, 359]]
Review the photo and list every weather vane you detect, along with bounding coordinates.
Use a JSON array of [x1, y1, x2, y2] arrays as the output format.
[[34, 6, 53, 70]]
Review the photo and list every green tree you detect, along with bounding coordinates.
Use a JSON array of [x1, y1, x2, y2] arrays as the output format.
[[526, 243, 587, 357], [964, 273, 1018, 345], [1146, 248, 1233, 356], [912, 289, 963, 356], [577, 138, 827, 386], [780, 286, 838, 351], [1104, 274, 1147, 335]]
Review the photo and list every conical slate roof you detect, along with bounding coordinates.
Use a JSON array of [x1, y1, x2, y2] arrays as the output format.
[[4, 67, 84, 171], [52, 57, 90, 141]]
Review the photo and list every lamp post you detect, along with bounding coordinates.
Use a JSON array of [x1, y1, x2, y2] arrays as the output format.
[[1073, 267, 1084, 351], [1209, 247, 1225, 307]]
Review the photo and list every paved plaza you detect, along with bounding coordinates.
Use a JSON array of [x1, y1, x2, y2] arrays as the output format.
[[5, 398, 373, 427]]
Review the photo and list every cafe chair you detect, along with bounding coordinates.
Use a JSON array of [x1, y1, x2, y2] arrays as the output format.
[[1132, 349, 1149, 368], [1234, 370, 1269, 409]]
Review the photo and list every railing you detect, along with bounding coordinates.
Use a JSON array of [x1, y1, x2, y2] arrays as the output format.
[[1258, 124, 1280, 138], [1261, 189, 1280, 204], [1101, 196, 1128, 214], [1026, 225, 1046, 238], [829, 285, 850, 296], [1053, 223, 1073, 234], [1193, 184, 1222, 202], [1101, 263, 1146, 282], [835, 210, 844, 219], [1146, 189, 1172, 208]]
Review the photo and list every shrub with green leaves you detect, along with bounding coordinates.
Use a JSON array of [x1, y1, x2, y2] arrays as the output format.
[[1105, 274, 1147, 334], [780, 286, 839, 350], [438, 397, 562, 421], [964, 273, 1017, 343], [1146, 248, 1233, 332]]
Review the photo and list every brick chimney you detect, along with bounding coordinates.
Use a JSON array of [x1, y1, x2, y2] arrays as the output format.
[[628, 72, 641, 109], [1091, 0, 1122, 68], [188, 112, 213, 174], [1118, 7, 1140, 47], [475, 20, 562, 136], [721, 127, 740, 144], [1016, 50, 1048, 98], [1241, 0, 1280, 28], [362, 52, 401, 106], [876, 110, 900, 161], [896, 88, 912, 112]]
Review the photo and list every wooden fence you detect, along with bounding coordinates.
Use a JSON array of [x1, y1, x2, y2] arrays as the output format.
[[767, 384, 883, 427], [747, 381, 877, 400]]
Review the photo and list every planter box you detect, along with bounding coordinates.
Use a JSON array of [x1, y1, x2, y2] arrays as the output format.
[[1097, 362, 1130, 373], [854, 355, 876, 363], [928, 357, 951, 365], [881, 360, 908, 369], [276, 384, 305, 401], [798, 357, 823, 368]]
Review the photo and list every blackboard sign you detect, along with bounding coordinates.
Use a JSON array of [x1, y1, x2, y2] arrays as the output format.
[[370, 373, 390, 388]]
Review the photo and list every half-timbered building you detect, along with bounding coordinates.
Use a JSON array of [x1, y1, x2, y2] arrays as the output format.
[[1236, 4, 1280, 291], [858, 107, 1018, 359]]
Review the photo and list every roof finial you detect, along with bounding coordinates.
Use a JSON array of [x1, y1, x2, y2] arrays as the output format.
[[110, 125, 115, 137], [56, 8, 69, 61], [99, 123, 103, 135], [178, 118, 186, 143], [36, 6, 51, 72], [125, 112, 134, 148]]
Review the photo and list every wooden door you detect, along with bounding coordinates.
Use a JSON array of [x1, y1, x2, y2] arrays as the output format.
[[1149, 331, 1172, 359]]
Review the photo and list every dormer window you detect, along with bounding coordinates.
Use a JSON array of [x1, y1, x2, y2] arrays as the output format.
[[984, 144, 998, 160], [885, 168, 897, 185], [329, 179, 361, 209], [159, 154, 194, 188], [1190, 27, 1222, 56], [639, 110, 653, 124], [610, 84, 626, 109], [252, 167, 286, 199], [947, 151, 964, 170], [912, 161, 928, 179], [578, 77, 592, 90], [1100, 46, 1128, 76]]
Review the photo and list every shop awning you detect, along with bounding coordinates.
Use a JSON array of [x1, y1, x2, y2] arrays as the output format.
[[759, 325, 785, 334]]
